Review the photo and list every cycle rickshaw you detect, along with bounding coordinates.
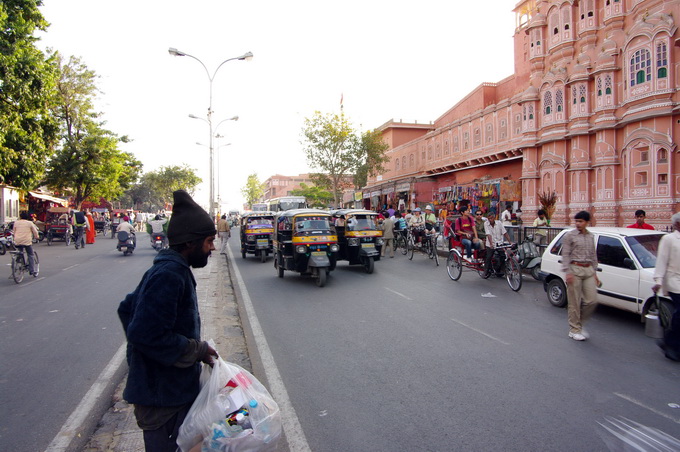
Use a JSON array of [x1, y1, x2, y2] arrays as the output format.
[[45, 207, 73, 246]]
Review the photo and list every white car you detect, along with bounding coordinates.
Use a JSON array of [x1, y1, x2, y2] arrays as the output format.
[[539, 227, 668, 321]]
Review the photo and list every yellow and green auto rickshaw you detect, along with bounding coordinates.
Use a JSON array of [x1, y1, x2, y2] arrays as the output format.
[[273, 209, 339, 287], [331, 209, 383, 273], [240, 212, 275, 262]]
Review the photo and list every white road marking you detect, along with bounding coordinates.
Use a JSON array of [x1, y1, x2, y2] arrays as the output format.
[[228, 247, 311, 452], [450, 318, 511, 345], [45, 343, 127, 451], [385, 287, 413, 301], [614, 393, 680, 424], [62, 264, 80, 271]]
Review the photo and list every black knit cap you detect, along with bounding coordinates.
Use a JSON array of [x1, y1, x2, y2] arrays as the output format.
[[167, 190, 216, 246]]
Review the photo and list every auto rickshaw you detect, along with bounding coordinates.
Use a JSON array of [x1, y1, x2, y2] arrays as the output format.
[[273, 209, 339, 287], [331, 209, 383, 273], [240, 212, 275, 262]]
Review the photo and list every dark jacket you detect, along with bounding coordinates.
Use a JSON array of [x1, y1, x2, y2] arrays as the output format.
[[118, 249, 201, 407]]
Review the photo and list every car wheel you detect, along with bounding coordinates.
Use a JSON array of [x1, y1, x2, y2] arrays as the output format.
[[547, 278, 567, 307]]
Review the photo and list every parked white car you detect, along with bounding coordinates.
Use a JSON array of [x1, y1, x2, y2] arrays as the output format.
[[539, 227, 668, 321]]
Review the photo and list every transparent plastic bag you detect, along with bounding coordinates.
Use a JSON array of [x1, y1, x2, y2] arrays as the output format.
[[177, 353, 281, 452]]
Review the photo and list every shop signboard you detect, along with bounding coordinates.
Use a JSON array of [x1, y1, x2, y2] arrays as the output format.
[[396, 182, 410, 192]]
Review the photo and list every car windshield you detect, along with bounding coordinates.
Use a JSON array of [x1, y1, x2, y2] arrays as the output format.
[[248, 217, 273, 225], [346, 215, 377, 231], [295, 216, 331, 231], [625, 234, 664, 268]]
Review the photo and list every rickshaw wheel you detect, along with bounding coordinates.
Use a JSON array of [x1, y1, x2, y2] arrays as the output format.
[[506, 257, 522, 292], [531, 265, 541, 280], [0, 242, 5, 255], [65, 234, 71, 246], [363, 256, 374, 274], [407, 237, 415, 260], [241, 248, 246, 259], [47, 233, 52, 246], [316, 269, 327, 287], [260, 251, 266, 263], [446, 251, 462, 281]]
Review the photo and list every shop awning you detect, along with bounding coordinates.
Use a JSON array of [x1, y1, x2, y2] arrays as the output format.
[[29, 191, 68, 206]]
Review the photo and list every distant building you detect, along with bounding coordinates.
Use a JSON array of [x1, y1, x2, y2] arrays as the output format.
[[365, 0, 680, 227], [262, 174, 314, 200]]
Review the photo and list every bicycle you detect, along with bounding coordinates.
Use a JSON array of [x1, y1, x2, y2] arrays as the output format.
[[10, 246, 39, 284], [407, 227, 439, 266], [395, 229, 408, 255], [447, 242, 521, 291]]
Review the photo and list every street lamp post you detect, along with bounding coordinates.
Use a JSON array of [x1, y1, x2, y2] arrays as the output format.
[[169, 47, 252, 219]]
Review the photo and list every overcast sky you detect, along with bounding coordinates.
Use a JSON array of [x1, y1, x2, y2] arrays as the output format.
[[37, 0, 516, 211]]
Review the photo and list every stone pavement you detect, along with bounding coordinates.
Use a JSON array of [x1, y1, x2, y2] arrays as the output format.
[[82, 253, 251, 452]]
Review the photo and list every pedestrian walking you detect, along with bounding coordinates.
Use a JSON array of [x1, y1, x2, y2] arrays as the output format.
[[381, 215, 395, 258], [561, 210, 601, 341], [117, 190, 218, 452], [217, 214, 231, 255], [85, 209, 96, 244], [652, 211, 680, 362]]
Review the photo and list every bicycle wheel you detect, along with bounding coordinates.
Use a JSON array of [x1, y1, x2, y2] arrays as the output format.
[[12, 254, 25, 283], [446, 250, 462, 280], [432, 238, 439, 266], [407, 236, 415, 260], [33, 251, 39, 277], [506, 255, 522, 291]]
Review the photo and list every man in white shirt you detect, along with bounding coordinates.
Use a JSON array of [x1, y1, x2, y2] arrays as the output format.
[[501, 205, 514, 242], [13, 212, 39, 276], [653, 211, 680, 362], [483, 212, 511, 277]]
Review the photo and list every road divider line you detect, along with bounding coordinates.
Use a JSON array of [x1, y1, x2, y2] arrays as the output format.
[[385, 287, 413, 301], [45, 342, 127, 452], [228, 247, 311, 452], [614, 392, 680, 424], [450, 318, 510, 345], [62, 264, 80, 271]]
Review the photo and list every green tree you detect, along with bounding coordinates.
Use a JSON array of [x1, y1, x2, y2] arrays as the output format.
[[121, 165, 201, 212], [241, 173, 264, 207], [290, 183, 333, 208], [301, 111, 388, 206], [353, 128, 390, 189], [0, 0, 60, 189], [44, 55, 141, 208]]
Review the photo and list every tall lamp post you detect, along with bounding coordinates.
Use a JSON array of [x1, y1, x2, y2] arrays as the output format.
[[169, 47, 252, 219]]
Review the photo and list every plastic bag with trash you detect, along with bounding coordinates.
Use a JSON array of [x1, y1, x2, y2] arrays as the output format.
[[177, 348, 281, 452]]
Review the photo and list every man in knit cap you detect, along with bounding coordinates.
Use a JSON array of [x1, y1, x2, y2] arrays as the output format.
[[118, 190, 218, 451]]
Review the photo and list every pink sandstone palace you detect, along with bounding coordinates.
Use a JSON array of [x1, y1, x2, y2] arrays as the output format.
[[364, 0, 680, 227]]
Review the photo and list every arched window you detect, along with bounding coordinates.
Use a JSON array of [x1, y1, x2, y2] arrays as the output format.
[[395, 158, 400, 171], [657, 43, 668, 78], [402, 156, 406, 169], [658, 148, 668, 162], [630, 48, 651, 86], [556, 89, 564, 112], [579, 84, 587, 103], [409, 154, 414, 167], [528, 105, 534, 119], [605, 75, 612, 94], [544, 91, 553, 114], [597, 77, 603, 96], [572, 86, 578, 104]]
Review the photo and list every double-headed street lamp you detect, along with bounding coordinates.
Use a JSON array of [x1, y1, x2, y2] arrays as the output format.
[[169, 47, 253, 219]]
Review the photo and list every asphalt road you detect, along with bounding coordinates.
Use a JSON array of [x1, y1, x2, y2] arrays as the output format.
[[0, 232, 157, 452], [229, 235, 680, 452]]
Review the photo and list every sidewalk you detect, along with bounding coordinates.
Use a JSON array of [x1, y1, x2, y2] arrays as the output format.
[[82, 253, 251, 452]]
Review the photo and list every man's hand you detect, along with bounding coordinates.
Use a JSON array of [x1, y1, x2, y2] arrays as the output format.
[[652, 283, 661, 294], [566, 273, 574, 285], [200, 343, 219, 367]]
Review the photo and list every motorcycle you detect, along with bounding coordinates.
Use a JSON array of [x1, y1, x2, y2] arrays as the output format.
[[0, 230, 12, 255], [151, 232, 168, 252], [517, 234, 542, 280], [116, 231, 136, 256]]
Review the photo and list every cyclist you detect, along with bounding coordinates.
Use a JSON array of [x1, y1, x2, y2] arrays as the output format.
[[72, 210, 88, 248], [13, 212, 39, 276], [483, 212, 512, 277]]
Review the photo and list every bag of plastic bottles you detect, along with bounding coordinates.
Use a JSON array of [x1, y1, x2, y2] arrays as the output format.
[[177, 353, 281, 452]]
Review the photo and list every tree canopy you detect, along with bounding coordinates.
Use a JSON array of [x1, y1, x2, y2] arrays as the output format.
[[241, 173, 264, 208], [43, 54, 141, 209], [301, 111, 389, 206], [0, 0, 60, 189], [290, 182, 333, 208]]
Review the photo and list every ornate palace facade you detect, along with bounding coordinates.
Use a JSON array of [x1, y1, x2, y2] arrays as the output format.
[[366, 0, 679, 227]]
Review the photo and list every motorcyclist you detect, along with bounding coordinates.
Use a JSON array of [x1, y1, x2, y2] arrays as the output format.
[[147, 214, 168, 247], [117, 216, 137, 247]]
